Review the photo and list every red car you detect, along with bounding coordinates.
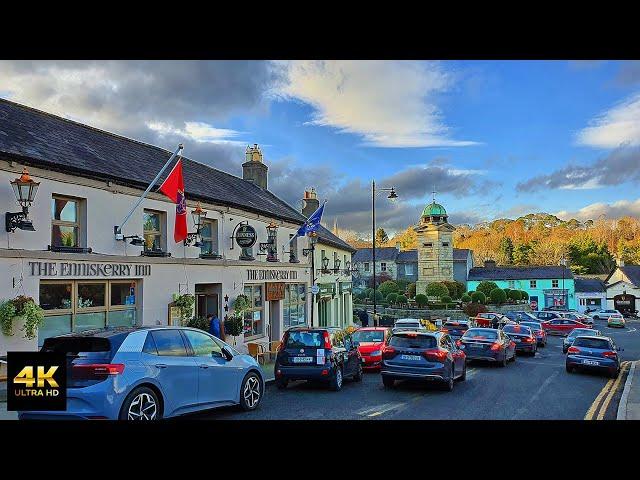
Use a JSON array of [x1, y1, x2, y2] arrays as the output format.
[[541, 318, 591, 336], [353, 327, 391, 371]]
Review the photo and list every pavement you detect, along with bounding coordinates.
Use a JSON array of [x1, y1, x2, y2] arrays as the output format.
[[617, 360, 639, 419]]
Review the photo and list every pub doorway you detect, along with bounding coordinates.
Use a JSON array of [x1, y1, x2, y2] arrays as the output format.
[[614, 293, 636, 315], [195, 283, 221, 323]]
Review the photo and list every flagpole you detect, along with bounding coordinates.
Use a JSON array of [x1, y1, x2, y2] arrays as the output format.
[[288, 200, 327, 245], [114, 143, 183, 239]]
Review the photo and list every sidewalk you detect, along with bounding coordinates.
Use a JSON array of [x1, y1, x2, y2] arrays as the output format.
[[617, 360, 639, 420]]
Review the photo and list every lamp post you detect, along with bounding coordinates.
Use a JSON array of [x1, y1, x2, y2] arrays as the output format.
[[560, 257, 567, 309], [371, 180, 398, 326], [6, 167, 40, 232], [303, 231, 319, 327]]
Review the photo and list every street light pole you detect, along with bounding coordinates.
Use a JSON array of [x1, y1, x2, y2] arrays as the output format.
[[372, 180, 377, 326]]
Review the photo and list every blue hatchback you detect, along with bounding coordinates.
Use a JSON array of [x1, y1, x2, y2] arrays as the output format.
[[19, 327, 264, 420], [566, 335, 623, 378]]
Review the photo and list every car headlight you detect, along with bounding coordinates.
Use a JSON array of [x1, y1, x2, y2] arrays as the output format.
[[370, 350, 382, 356]]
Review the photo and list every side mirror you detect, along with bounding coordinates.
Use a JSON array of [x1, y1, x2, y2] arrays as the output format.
[[221, 346, 234, 361]]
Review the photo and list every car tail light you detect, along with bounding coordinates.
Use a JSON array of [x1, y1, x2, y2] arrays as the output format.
[[490, 342, 501, 351], [524, 336, 535, 343], [321, 369, 329, 376], [602, 351, 617, 358], [323, 331, 332, 349], [72, 363, 125, 379], [382, 346, 397, 359], [567, 346, 580, 354], [440, 328, 449, 333], [423, 348, 448, 362]]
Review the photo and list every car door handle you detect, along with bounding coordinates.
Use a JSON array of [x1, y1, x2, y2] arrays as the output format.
[[199, 364, 209, 369], [155, 364, 168, 369]]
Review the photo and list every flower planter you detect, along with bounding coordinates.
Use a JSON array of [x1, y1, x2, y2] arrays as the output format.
[[1, 315, 38, 356]]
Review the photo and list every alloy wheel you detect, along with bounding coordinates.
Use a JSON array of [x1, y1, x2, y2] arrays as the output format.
[[128, 392, 157, 420], [336, 368, 343, 388], [243, 376, 261, 409]]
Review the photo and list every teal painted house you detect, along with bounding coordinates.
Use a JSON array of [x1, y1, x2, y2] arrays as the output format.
[[467, 260, 576, 311]]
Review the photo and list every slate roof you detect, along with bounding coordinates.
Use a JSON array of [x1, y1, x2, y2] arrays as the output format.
[[353, 247, 399, 263], [574, 277, 606, 293], [468, 265, 575, 281], [453, 248, 471, 261], [396, 250, 418, 262], [620, 265, 640, 286], [354, 247, 472, 263], [0, 98, 306, 224], [316, 225, 356, 253]]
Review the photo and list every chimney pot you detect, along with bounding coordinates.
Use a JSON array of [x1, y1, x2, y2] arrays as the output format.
[[484, 259, 496, 269]]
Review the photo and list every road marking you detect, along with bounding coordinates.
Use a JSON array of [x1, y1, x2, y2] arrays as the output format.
[[596, 362, 629, 420], [358, 402, 406, 417], [584, 361, 629, 420], [510, 371, 559, 419]]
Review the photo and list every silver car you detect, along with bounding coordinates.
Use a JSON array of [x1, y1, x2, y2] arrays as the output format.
[[562, 327, 603, 353], [392, 318, 427, 334]]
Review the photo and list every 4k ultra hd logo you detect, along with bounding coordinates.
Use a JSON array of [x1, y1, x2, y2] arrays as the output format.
[[7, 352, 67, 411]]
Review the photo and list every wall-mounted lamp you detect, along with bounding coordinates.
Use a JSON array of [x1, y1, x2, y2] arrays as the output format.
[[302, 231, 318, 257], [259, 221, 279, 262], [184, 202, 207, 247], [124, 235, 145, 246], [6, 167, 40, 233], [321, 256, 330, 272], [333, 258, 342, 273]]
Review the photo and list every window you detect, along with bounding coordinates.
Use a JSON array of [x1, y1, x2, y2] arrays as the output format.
[[51, 195, 81, 248], [552, 280, 559, 288], [381, 262, 387, 272], [183, 330, 221, 356], [364, 262, 370, 272], [151, 330, 188, 356], [284, 284, 307, 328], [38, 280, 138, 345], [199, 219, 219, 256], [441, 267, 451, 275], [143, 210, 165, 253], [289, 234, 299, 263], [424, 242, 433, 248], [243, 285, 264, 339], [442, 242, 449, 247], [405, 264, 415, 275], [423, 267, 434, 276], [530, 280, 537, 289], [508, 280, 516, 289]]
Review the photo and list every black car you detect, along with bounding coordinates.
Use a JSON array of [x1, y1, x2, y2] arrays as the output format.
[[458, 327, 517, 367], [274, 327, 362, 391], [502, 324, 537, 356], [504, 311, 539, 323], [441, 320, 471, 339]]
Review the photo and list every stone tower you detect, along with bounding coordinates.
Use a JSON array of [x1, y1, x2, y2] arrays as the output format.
[[415, 198, 455, 296], [242, 144, 268, 190]]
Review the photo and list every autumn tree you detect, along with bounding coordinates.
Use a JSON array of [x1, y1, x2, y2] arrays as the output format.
[[375, 228, 389, 245]]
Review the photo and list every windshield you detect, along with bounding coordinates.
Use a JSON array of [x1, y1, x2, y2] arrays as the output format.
[[353, 330, 385, 343], [285, 331, 324, 348], [444, 322, 468, 329], [573, 337, 611, 349], [389, 334, 437, 349], [463, 329, 498, 340], [503, 325, 532, 335], [568, 328, 593, 338]]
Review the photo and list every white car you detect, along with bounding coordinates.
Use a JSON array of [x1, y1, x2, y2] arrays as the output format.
[[392, 318, 427, 333], [591, 309, 621, 321], [559, 312, 594, 326]]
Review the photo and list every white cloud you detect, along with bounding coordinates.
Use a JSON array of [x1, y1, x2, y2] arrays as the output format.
[[274, 60, 479, 148], [555, 198, 640, 221], [576, 92, 640, 148], [147, 121, 245, 145]]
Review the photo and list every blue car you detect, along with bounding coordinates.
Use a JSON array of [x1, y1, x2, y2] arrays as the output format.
[[19, 326, 265, 420], [566, 335, 623, 378], [381, 331, 466, 391]]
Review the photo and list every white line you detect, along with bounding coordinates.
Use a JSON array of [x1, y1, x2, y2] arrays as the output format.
[[511, 370, 560, 419], [617, 360, 637, 420]]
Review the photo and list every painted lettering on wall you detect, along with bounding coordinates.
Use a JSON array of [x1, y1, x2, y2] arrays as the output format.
[[246, 269, 298, 281], [28, 262, 151, 277]]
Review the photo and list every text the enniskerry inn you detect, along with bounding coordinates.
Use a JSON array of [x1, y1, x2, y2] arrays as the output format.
[[28, 261, 151, 277], [247, 269, 298, 281]]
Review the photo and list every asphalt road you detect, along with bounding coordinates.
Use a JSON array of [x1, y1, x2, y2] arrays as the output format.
[[187, 318, 640, 420]]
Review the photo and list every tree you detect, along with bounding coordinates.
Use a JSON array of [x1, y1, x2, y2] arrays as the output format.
[[513, 243, 533, 265], [441, 295, 452, 306], [464, 302, 488, 317], [442, 280, 465, 299], [476, 281, 499, 297], [367, 271, 393, 288], [379, 280, 399, 297], [407, 283, 417, 299], [368, 290, 383, 302], [508, 290, 522, 302], [490, 288, 507, 304], [426, 282, 449, 299], [499, 237, 514, 264], [461, 294, 472, 303], [471, 291, 486, 304], [520, 290, 529, 300], [396, 295, 408, 306], [395, 279, 410, 294], [375, 227, 389, 245], [415, 294, 428, 307], [386, 292, 398, 304]]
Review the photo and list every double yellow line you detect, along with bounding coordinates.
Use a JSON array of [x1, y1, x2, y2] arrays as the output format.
[[584, 361, 630, 420]]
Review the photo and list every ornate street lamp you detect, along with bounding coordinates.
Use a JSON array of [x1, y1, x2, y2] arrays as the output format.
[[259, 221, 279, 262], [333, 257, 342, 273], [185, 202, 207, 247], [321, 256, 330, 273], [6, 167, 40, 232]]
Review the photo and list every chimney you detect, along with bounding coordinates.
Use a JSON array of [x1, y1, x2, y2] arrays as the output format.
[[242, 144, 268, 190], [618, 257, 625, 267], [484, 259, 496, 269], [302, 188, 320, 217]]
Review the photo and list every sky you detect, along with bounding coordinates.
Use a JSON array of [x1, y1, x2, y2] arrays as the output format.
[[1, 60, 639, 236]]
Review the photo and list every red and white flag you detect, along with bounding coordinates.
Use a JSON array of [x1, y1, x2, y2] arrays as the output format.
[[158, 158, 188, 243]]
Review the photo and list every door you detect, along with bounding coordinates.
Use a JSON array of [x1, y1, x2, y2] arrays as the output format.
[[269, 300, 281, 343], [614, 294, 636, 315], [182, 329, 239, 405], [142, 329, 199, 416], [196, 294, 219, 320], [446, 336, 465, 377]]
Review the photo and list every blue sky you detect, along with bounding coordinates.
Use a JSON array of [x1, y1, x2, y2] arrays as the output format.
[[2, 60, 639, 235]]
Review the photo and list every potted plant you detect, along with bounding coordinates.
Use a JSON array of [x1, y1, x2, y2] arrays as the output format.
[[224, 294, 250, 346], [172, 293, 195, 326], [1, 295, 45, 354]]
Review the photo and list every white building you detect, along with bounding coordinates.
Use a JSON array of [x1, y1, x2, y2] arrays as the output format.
[[604, 262, 640, 314], [574, 277, 606, 313], [0, 98, 317, 355]]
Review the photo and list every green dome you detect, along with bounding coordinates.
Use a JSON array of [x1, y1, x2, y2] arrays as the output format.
[[422, 201, 447, 217]]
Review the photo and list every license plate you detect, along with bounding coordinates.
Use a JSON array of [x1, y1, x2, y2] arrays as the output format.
[[582, 359, 599, 366], [400, 354, 421, 361], [513, 338, 521, 342], [292, 356, 313, 363], [471, 343, 486, 349]]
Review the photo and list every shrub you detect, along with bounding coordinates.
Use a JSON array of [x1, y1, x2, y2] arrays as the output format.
[[224, 315, 243, 337], [476, 281, 499, 297], [395, 279, 410, 294], [415, 294, 428, 307], [520, 290, 529, 300], [379, 280, 400, 297], [461, 294, 472, 303], [503, 288, 512, 298], [426, 282, 449, 299], [490, 288, 507, 305], [471, 291, 486, 304], [441, 295, 452, 306], [464, 302, 488, 318], [368, 290, 383, 302], [185, 316, 210, 331], [396, 295, 408, 305], [442, 280, 465, 299], [407, 283, 417, 299], [508, 290, 522, 301], [386, 292, 399, 304]]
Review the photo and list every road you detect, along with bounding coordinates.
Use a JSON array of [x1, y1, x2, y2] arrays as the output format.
[[187, 318, 640, 420]]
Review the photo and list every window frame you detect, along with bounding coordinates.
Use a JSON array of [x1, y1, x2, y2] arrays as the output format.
[[552, 279, 559, 288], [284, 283, 307, 329], [530, 280, 537, 289], [143, 209, 166, 253], [364, 262, 370, 272], [243, 284, 265, 340], [381, 262, 387, 272], [51, 194, 82, 248], [199, 218, 219, 256]]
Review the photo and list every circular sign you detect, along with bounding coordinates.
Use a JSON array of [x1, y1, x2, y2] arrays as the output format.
[[235, 224, 257, 248], [530, 300, 538, 310], [311, 285, 320, 295]]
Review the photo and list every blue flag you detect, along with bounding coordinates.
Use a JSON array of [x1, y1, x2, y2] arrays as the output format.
[[294, 202, 325, 239]]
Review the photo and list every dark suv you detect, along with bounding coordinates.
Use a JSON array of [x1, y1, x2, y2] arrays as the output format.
[[274, 327, 363, 391]]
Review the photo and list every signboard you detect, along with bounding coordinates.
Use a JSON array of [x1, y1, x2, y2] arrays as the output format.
[[247, 269, 298, 281], [339, 282, 352, 294], [168, 303, 182, 326], [311, 285, 320, 295], [318, 283, 336, 297], [235, 224, 257, 248], [29, 261, 151, 277], [266, 282, 286, 301]]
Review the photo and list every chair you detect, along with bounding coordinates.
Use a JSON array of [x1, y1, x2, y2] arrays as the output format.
[[247, 342, 267, 365], [264, 341, 282, 362]]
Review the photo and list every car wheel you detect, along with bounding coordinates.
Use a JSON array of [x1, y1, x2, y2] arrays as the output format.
[[566, 364, 573, 373], [499, 354, 507, 368], [330, 367, 343, 391], [382, 375, 395, 388], [240, 372, 263, 411], [119, 386, 161, 421], [353, 363, 363, 382], [443, 373, 454, 392], [610, 368, 619, 379], [275, 378, 288, 390], [459, 363, 467, 381], [511, 351, 516, 362]]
